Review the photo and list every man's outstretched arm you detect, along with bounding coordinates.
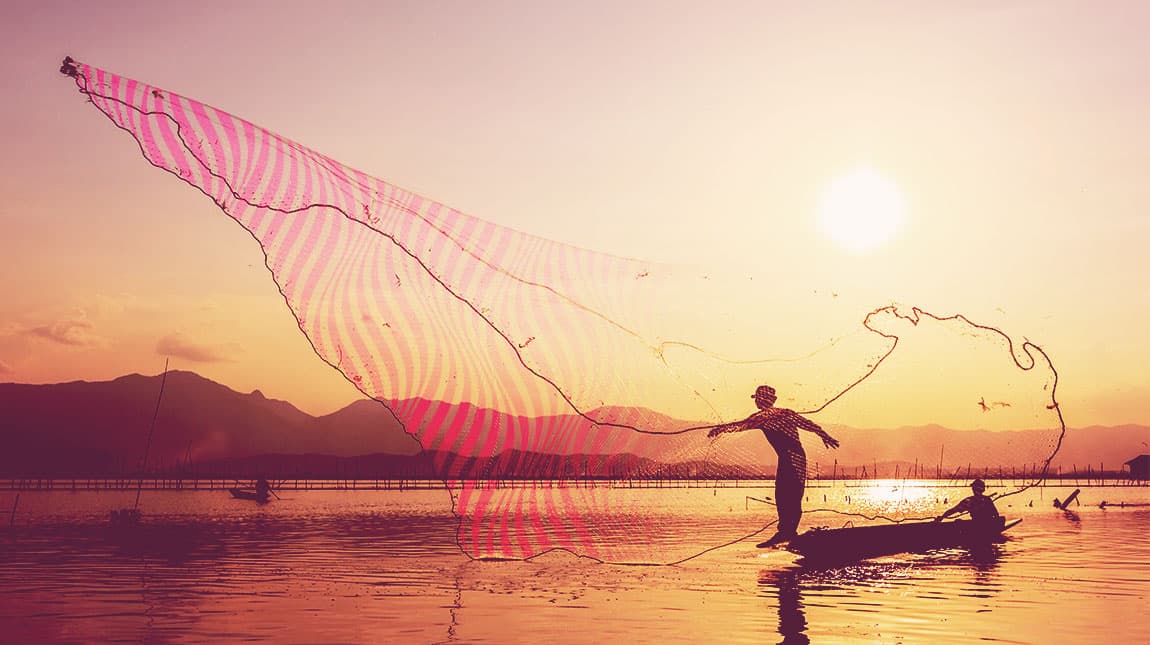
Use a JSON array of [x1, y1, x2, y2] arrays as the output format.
[[706, 413, 759, 438], [795, 416, 840, 449], [935, 498, 970, 521]]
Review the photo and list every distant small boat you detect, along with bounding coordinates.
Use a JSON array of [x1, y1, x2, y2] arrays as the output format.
[[1100, 501, 1150, 509], [229, 487, 270, 503], [775, 517, 1021, 565], [109, 508, 141, 526]]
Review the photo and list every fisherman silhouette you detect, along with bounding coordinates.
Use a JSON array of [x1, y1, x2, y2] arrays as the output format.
[[935, 479, 1001, 525], [255, 477, 271, 500], [707, 385, 840, 546]]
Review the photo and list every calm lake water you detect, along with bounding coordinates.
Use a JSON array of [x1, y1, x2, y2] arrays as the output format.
[[1, 482, 1147, 644]]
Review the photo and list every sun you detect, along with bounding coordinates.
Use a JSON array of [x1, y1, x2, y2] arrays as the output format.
[[817, 167, 908, 254]]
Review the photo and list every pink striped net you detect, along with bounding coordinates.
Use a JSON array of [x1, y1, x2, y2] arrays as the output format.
[[64, 59, 1066, 563]]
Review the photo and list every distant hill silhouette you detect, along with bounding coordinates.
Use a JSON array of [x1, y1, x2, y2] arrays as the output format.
[[0, 371, 418, 477], [1, 372, 1146, 478]]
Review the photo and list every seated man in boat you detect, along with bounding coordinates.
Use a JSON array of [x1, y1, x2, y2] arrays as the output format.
[[934, 479, 1001, 525], [707, 385, 840, 545], [255, 477, 271, 499]]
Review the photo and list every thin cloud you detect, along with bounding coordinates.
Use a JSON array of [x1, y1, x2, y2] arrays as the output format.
[[0, 359, 11, 374], [26, 318, 98, 346], [156, 333, 239, 363]]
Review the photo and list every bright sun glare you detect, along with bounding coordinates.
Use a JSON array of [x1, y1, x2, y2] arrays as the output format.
[[817, 167, 908, 254]]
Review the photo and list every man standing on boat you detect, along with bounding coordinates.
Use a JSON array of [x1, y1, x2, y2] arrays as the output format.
[[707, 385, 840, 545], [255, 477, 271, 501], [935, 479, 1001, 525]]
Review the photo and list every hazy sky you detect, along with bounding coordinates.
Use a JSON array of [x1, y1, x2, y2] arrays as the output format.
[[1, 1, 1147, 426]]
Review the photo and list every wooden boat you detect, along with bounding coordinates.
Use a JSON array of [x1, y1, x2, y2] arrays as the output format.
[[229, 487, 270, 503], [109, 508, 141, 526], [781, 517, 1021, 565], [1099, 501, 1150, 509]]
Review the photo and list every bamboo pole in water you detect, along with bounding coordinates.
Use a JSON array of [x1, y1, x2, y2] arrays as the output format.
[[134, 359, 170, 511]]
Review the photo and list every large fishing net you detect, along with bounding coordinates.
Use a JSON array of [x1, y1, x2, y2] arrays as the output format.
[[62, 58, 1065, 564]]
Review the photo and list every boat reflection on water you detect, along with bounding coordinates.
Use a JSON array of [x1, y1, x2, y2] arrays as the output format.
[[758, 544, 1006, 644]]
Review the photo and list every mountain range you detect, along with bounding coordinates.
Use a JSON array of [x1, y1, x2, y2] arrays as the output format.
[[1, 371, 1146, 478]]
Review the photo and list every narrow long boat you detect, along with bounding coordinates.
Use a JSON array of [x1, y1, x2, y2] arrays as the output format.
[[229, 488, 270, 504], [778, 517, 1021, 565]]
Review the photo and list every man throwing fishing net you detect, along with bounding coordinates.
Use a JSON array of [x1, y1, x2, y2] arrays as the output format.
[[707, 385, 840, 546]]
